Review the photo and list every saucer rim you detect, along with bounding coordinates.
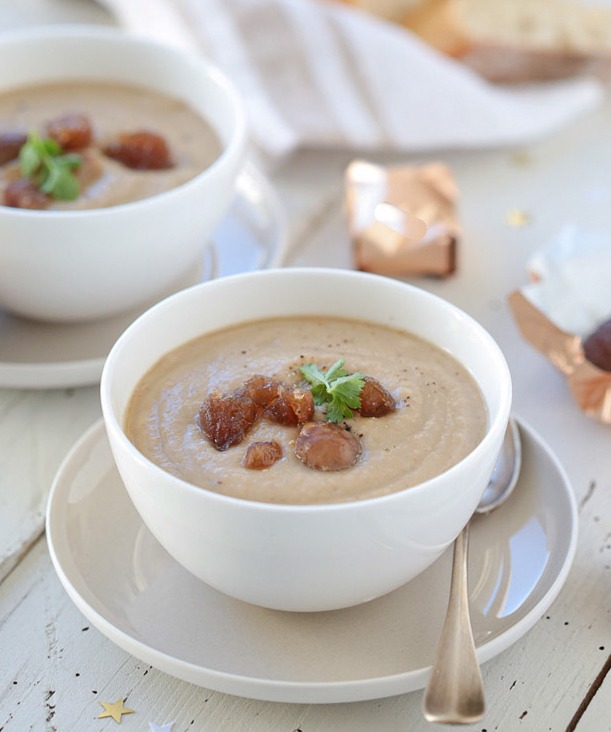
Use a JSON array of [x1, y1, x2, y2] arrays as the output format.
[[46, 416, 578, 704]]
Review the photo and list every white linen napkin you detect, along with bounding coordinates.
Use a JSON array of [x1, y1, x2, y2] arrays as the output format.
[[98, 0, 605, 163]]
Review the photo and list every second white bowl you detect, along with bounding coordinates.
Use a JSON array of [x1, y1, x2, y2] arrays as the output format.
[[0, 26, 247, 322]]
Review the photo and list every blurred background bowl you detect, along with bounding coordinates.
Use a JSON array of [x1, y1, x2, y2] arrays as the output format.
[[0, 25, 247, 322]]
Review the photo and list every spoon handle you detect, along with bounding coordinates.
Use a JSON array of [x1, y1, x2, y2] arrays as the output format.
[[422, 523, 485, 724]]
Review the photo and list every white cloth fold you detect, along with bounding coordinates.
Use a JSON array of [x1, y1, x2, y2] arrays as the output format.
[[98, 0, 605, 162], [524, 225, 611, 335]]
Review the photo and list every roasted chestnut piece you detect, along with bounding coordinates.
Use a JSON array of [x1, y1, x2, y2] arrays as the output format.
[[198, 391, 259, 451], [265, 385, 315, 426], [583, 318, 611, 372], [0, 131, 27, 166], [294, 422, 361, 471], [46, 114, 93, 151], [243, 440, 283, 470], [103, 130, 173, 170], [3, 179, 50, 209], [357, 376, 396, 417]]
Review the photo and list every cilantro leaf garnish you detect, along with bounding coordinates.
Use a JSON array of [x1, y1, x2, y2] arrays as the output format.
[[19, 129, 82, 201], [300, 359, 365, 423]]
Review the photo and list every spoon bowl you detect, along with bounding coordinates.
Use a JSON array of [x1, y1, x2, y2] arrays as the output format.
[[478, 417, 522, 514], [422, 416, 522, 724]]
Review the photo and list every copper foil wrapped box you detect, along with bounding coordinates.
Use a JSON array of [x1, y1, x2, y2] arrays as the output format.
[[508, 226, 611, 423], [344, 160, 460, 278]]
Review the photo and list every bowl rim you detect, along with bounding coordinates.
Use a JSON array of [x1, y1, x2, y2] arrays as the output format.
[[0, 24, 248, 218], [100, 267, 513, 514]]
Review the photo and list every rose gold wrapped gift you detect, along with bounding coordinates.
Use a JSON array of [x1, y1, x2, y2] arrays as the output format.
[[508, 226, 611, 423], [344, 160, 459, 278]]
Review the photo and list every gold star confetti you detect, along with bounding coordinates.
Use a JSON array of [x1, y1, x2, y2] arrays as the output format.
[[505, 209, 531, 228], [510, 150, 534, 166], [97, 698, 135, 724]]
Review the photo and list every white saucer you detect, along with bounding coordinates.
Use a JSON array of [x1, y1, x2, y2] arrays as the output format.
[[46, 417, 577, 704], [0, 163, 287, 390]]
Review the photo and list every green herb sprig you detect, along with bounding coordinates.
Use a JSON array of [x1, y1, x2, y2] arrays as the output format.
[[19, 129, 82, 201], [300, 359, 365, 423]]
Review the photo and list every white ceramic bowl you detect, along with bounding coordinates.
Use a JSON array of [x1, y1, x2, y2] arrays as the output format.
[[101, 268, 512, 612], [0, 26, 247, 322]]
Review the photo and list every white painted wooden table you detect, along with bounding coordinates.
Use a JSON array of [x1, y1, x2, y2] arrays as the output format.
[[0, 1, 610, 730]]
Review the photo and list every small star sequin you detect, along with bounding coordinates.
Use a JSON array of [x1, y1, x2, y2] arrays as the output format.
[[149, 723, 174, 732], [510, 150, 533, 166], [505, 209, 531, 228], [97, 698, 135, 723]]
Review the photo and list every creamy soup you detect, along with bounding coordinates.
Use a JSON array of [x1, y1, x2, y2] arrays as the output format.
[[125, 316, 487, 505], [0, 81, 221, 209]]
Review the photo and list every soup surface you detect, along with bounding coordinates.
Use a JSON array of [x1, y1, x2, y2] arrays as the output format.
[[0, 81, 221, 209], [125, 316, 487, 504]]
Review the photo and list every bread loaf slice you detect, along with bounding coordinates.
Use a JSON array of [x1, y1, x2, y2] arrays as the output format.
[[403, 0, 611, 82], [334, 0, 611, 82], [338, 0, 424, 23]]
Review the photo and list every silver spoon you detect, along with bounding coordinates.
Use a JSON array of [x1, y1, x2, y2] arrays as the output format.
[[422, 416, 522, 725]]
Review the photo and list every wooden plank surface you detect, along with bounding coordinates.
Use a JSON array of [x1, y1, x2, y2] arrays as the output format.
[[0, 387, 101, 583]]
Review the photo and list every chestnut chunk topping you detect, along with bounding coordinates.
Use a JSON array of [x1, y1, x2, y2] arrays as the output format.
[[3, 179, 50, 209], [196, 364, 396, 473], [198, 392, 258, 451], [46, 114, 93, 151], [583, 318, 611, 372], [357, 376, 396, 417], [265, 385, 315, 426], [294, 422, 361, 471], [103, 130, 174, 170], [241, 375, 280, 409], [0, 132, 27, 166], [243, 440, 283, 470]]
